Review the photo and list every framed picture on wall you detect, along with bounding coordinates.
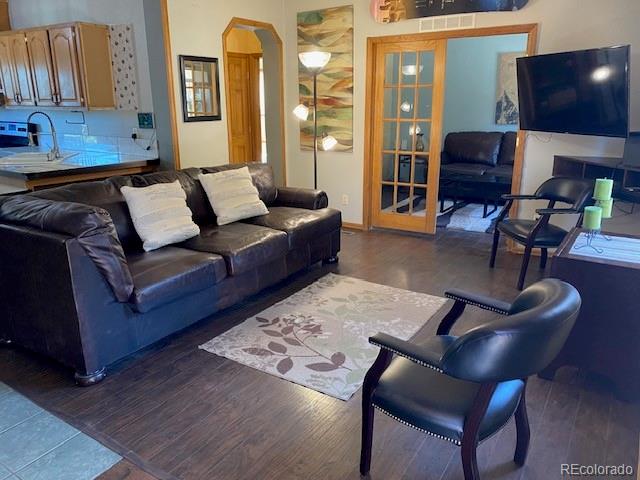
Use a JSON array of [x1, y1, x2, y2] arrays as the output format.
[[179, 55, 222, 122]]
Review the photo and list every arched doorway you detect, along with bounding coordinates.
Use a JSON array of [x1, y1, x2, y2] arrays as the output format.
[[222, 18, 286, 186]]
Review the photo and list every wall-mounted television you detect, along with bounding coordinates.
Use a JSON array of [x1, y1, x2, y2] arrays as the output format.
[[517, 45, 630, 138]]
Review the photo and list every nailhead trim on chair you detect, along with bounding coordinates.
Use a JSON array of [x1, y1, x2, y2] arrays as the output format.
[[373, 404, 462, 446], [369, 341, 444, 373], [445, 293, 509, 315]]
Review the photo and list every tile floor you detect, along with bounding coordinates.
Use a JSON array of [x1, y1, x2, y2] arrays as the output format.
[[0, 382, 120, 480]]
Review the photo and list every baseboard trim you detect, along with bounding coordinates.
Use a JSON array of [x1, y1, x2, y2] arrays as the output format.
[[342, 222, 366, 231]]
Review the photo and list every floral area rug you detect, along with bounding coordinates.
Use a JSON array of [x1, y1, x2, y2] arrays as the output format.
[[199, 274, 447, 400]]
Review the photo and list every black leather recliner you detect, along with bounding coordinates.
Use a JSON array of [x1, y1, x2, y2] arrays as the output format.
[[360, 279, 581, 480], [0, 163, 341, 385]]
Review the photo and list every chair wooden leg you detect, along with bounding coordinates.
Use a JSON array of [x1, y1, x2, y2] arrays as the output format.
[[489, 228, 500, 268], [461, 438, 480, 480], [359, 349, 392, 475], [460, 383, 497, 480], [539, 248, 548, 270], [517, 244, 533, 290], [360, 397, 374, 475], [514, 387, 530, 466]]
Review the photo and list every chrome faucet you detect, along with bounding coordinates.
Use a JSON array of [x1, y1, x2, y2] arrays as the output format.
[[26, 111, 61, 161]]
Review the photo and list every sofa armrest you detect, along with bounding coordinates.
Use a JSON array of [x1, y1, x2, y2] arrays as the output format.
[[0, 195, 134, 302], [274, 187, 328, 210]]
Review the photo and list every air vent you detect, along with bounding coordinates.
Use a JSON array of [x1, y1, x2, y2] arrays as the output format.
[[419, 14, 476, 32]]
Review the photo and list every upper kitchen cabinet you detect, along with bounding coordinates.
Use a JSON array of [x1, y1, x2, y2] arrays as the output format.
[[0, 22, 116, 110], [1, 33, 36, 106]]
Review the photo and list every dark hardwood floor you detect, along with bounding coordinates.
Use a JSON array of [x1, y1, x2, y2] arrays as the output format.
[[1, 228, 638, 480]]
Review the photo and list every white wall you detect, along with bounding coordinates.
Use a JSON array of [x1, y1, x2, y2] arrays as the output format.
[[166, 0, 285, 169], [3, 0, 153, 138], [444, 34, 527, 137], [282, 0, 640, 225]]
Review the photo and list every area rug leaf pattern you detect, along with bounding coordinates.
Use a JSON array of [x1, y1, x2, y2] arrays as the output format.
[[199, 274, 447, 400]]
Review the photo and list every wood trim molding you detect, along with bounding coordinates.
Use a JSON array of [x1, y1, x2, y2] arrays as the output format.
[[160, 0, 181, 169], [362, 23, 539, 233], [342, 222, 365, 231], [222, 17, 287, 185]]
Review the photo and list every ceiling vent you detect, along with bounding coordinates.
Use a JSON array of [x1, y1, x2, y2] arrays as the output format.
[[419, 14, 476, 32]]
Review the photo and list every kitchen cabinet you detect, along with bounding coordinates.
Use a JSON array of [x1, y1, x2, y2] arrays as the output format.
[[0, 23, 115, 110], [8, 33, 36, 106], [26, 29, 56, 106]]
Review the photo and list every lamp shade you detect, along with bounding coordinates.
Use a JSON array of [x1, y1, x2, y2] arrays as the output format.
[[299, 51, 331, 71], [322, 134, 338, 151], [293, 103, 310, 121]]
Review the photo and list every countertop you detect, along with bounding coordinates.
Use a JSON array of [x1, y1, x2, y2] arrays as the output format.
[[0, 146, 159, 181]]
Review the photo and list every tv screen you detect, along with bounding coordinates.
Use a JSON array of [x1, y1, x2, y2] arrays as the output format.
[[517, 46, 630, 138]]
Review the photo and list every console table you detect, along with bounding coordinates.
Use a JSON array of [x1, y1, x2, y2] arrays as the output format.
[[541, 228, 640, 401], [553, 155, 640, 203]]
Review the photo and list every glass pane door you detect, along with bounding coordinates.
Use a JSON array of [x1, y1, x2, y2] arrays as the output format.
[[372, 40, 446, 233]]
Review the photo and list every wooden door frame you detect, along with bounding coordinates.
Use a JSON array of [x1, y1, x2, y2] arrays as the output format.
[[222, 17, 286, 183], [160, 0, 181, 168], [363, 23, 539, 232]]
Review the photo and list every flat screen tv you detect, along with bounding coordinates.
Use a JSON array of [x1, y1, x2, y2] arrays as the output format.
[[517, 45, 630, 138]]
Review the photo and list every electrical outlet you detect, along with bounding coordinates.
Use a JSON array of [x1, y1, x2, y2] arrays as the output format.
[[341, 194, 349, 206], [131, 127, 138, 140], [81, 124, 89, 136]]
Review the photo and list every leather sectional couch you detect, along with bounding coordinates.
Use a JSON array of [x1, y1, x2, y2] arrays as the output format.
[[439, 131, 516, 215], [0, 163, 341, 385]]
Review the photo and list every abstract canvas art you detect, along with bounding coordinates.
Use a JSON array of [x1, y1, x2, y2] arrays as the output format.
[[495, 52, 524, 125], [297, 5, 353, 152], [370, 0, 529, 23]]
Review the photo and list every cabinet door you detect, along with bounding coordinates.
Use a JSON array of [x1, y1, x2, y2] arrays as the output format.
[[0, 35, 18, 105], [9, 33, 36, 105], [26, 30, 57, 106], [48, 26, 83, 107]]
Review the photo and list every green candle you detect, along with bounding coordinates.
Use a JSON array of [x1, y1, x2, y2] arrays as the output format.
[[598, 198, 613, 219], [594, 178, 613, 201], [583, 206, 603, 230]]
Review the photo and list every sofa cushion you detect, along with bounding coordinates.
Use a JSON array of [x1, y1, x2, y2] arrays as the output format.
[[128, 247, 227, 313], [132, 169, 214, 226], [121, 181, 200, 252], [498, 131, 517, 166], [180, 222, 288, 276], [487, 164, 514, 179], [200, 162, 277, 205], [243, 207, 341, 249], [440, 163, 487, 176], [31, 178, 141, 252], [443, 132, 504, 167], [199, 167, 269, 226], [497, 219, 568, 247]]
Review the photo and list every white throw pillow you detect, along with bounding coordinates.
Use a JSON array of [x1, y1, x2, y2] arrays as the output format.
[[199, 167, 269, 226], [121, 181, 200, 252]]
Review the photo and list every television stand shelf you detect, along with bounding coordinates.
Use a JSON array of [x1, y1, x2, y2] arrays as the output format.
[[553, 155, 640, 203]]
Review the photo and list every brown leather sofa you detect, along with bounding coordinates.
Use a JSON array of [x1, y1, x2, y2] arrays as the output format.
[[0, 163, 341, 385]]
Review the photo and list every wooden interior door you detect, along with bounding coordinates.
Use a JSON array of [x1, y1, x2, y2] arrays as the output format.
[[370, 40, 447, 234], [49, 26, 83, 107], [0, 35, 17, 105], [9, 33, 36, 106], [227, 52, 260, 163], [26, 29, 56, 106]]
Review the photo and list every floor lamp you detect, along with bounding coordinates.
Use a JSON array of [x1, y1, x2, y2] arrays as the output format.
[[294, 51, 338, 189]]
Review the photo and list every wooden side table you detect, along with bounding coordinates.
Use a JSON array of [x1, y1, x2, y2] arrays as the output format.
[[540, 228, 640, 401]]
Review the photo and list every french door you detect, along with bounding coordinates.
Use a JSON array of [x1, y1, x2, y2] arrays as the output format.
[[370, 40, 446, 234]]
